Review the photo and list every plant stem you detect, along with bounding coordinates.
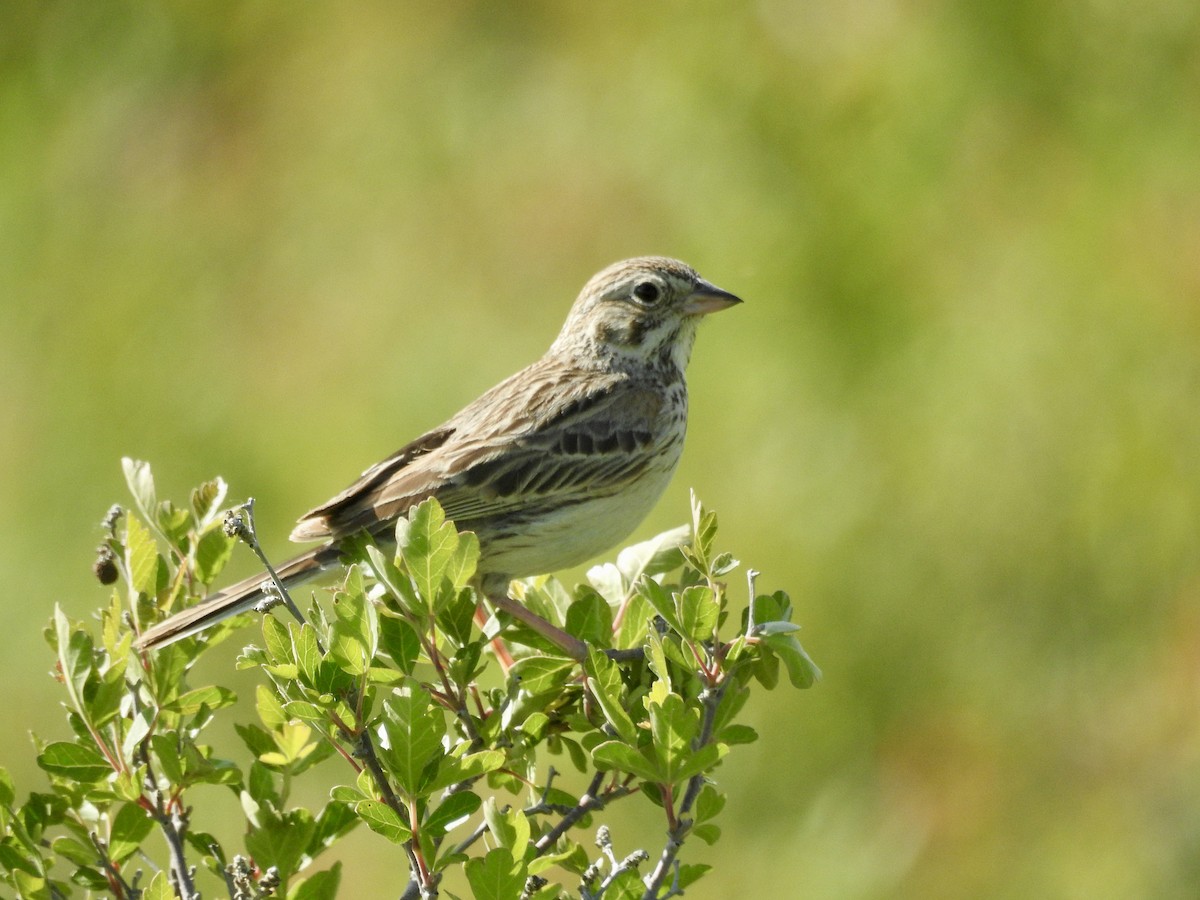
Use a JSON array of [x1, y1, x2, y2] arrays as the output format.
[[641, 683, 726, 899]]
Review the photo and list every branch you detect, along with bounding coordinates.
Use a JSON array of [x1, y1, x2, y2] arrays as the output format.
[[147, 793, 198, 900], [641, 683, 727, 900]]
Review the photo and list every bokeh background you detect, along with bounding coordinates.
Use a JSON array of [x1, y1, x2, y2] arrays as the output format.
[[3, 2, 1200, 896]]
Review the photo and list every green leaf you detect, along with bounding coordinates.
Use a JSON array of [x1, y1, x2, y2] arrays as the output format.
[[330, 566, 378, 661], [380, 689, 446, 796], [157, 501, 193, 549], [436, 586, 478, 646], [464, 846, 527, 900], [190, 477, 228, 526], [693, 784, 725, 824], [366, 544, 422, 614], [378, 614, 420, 673], [51, 836, 94, 867], [755, 621, 802, 636], [761, 633, 822, 689], [354, 800, 411, 844], [141, 871, 175, 900], [310, 803, 359, 855], [693, 823, 721, 845], [398, 498, 459, 609], [672, 743, 726, 784], [677, 585, 719, 640], [424, 791, 482, 837], [36, 742, 111, 782], [637, 577, 683, 635], [149, 734, 184, 784], [245, 809, 316, 880], [689, 490, 718, 566], [645, 629, 671, 692], [262, 614, 292, 665], [195, 527, 236, 584], [718, 724, 759, 745], [754, 646, 780, 689], [602, 869, 644, 900], [108, 803, 153, 863], [508, 655, 577, 696], [647, 691, 698, 783], [289, 863, 342, 900], [53, 606, 91, 706], [0, 766, 14, 805], [482, 798, 531, 856], [71, 866, 111, 891], [710, 552, 739, 576], [256, 684, 289, 731], [585, 561, 626, 605], [283, 700, 329, 726], [122, 457, 157, 524], [0, 816, 43, 874], [260, 723, 318, 767], [584, 650, 637, 743], [163, 685, 237, 716], [678, 863, 712, 890], [125, 514, 159, 598], [247, 762, 280, 808], [591, 741, 661, 783], [615, 523, 690, 581], [424, 749, 505, 794], [565, 589, 613, 647], [292, 623, 324, 690], [613, 592, 652, 651], [445, 529, 480, 590]]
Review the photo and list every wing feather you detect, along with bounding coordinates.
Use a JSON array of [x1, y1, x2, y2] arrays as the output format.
[[289, 357, 664, 543]]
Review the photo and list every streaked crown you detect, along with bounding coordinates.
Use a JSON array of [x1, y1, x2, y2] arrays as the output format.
[[551, 257, 741, 372]]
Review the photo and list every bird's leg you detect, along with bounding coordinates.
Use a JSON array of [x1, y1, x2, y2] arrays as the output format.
[[478, 577, 587, 662]]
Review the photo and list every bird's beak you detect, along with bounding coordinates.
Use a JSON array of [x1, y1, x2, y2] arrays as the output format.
[[682, 280, 743, 316]]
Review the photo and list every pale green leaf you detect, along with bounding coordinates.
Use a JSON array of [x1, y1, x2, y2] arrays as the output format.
[[354, 800, 411, 844], [762, 633, 821, 689], [125, 515, 159, 597], [399, 498, 459, 608], [584, 649, 637, 743], [615, 523, 690, 581], [424, 792, 481, 836], [464, 847, 527, 900], [508, 655, 577, 696], [591, 741, 661, 783], [288, 863, 342, 900], [108, 803, 153, 863], [677, 585, 719, 640], [381, 690, 446, 796], [122, 457, 157, 523], [565, 589, 612, 647]]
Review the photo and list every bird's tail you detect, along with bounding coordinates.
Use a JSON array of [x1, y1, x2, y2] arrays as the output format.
[[134, 543, 342, 650]]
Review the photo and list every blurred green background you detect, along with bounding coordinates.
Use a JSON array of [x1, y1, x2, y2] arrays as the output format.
[[3, 1, 1200, 896]]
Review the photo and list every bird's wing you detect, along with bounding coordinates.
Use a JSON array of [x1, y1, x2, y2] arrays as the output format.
[[289, 358, 663, 542], [289, 425, 456, 540]]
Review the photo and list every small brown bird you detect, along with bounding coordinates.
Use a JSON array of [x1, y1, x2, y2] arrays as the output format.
[[135, 257, 740, 654]]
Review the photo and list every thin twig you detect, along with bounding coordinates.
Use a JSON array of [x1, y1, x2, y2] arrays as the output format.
[[230, 499, 325, 652], [533, 770, 609, 856]]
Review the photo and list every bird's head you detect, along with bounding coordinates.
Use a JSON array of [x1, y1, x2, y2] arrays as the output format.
[[551, 257, 741, 372]]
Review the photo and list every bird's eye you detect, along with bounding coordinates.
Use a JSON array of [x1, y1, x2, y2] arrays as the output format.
[[632, 281, 661, 304]]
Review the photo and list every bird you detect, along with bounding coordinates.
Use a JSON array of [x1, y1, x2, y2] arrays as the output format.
[[134, 257, 741, 656]]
